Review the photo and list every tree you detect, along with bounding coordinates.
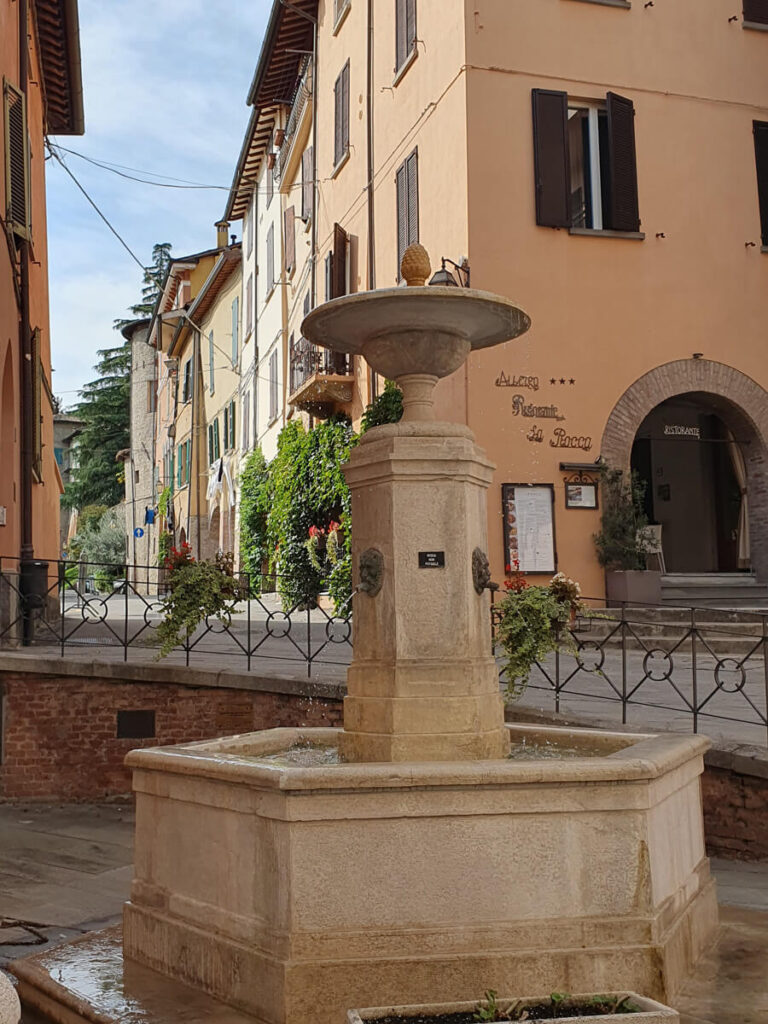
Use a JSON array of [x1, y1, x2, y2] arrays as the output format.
[[113, 242, 172, 328], [64, 242, 173, 509]]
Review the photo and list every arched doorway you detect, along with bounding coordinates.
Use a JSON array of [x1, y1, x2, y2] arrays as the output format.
[[631, 394, 748, 573], [602, 360, 768, 582]]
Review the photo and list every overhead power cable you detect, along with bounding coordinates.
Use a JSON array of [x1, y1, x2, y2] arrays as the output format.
[[50, 142, 229, 191]]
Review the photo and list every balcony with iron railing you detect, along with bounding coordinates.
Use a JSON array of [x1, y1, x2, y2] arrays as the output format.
[[276, 56, 313, 183], [289, 335, 353, 412]]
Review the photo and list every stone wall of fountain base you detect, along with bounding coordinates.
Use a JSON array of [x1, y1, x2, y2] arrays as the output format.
[[122, 725, 718, 1024]]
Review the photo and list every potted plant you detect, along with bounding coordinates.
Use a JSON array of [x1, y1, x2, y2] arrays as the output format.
[[593, 469, 660, 607], [495, 564, 583, 700], [347, 990, 679, 1024]]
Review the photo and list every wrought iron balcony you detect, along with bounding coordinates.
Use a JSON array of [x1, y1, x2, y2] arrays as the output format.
[[276, 57, 312, 183], [289, 336, 353, 410]]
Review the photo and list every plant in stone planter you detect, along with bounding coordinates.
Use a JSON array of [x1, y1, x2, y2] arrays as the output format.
[[593, 469, 660, 606], [495, 565, 583, 700]]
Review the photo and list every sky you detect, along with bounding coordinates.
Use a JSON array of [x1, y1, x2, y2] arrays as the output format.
[[46, 0, 270, 407]]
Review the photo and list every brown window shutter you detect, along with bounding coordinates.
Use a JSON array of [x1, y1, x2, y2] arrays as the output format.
[[267, 222, 274, 292], [396, 160, 408, 275], [302, 147, 313, 220], [325, 251, 334, 302], [284, 206, 296, 273], [4, 81, 29, 238], [342, 63, 350, 155], [334, 71, 343, 166], [406, 150, 419, 246], [406, 0, 417, 55], [332, 223, 348, 297], [744, 0, 768, 23], [531, 89, 570, 229], [606, 92, 640, 233], [396, 0, 407, 70], [754, 122, 768, 246]]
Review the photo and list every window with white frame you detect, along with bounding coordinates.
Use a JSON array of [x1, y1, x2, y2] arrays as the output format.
[[182, 358, 192, 402]]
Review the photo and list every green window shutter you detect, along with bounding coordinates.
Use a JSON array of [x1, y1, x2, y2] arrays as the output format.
[[229, 401, 236, 449], [232, 297, 239, 364], [214, 420, 220, 461], [186, 440, 192, 482], [223, 406, 229, 450], [177, 446, 182, 487], [208, 424, 214, 464]]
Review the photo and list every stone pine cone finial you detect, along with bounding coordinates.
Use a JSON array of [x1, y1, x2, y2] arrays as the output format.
[[400, 243, 431, 286]]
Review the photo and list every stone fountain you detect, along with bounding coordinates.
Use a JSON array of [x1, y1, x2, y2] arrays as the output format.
[[11, 248, 717, 1024]]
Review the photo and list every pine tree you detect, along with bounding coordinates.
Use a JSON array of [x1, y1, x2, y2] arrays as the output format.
[[64, 242, 173, 509]]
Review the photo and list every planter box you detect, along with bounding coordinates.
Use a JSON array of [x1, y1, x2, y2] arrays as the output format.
[[348, 994, 678, 1024], [605, 569, 661, 607]]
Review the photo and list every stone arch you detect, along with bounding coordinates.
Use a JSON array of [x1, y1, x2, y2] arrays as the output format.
[[601, 359, 768, 580]]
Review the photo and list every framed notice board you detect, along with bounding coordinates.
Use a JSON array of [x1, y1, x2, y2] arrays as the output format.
[[502, 483, 556, 574]]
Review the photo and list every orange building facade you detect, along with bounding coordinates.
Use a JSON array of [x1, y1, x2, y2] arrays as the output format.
[[231, 0, 768, 600], [0, 0, 83, 608]]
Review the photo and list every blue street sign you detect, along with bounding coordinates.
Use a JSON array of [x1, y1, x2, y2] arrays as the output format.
[[134, 527, 144, 538]]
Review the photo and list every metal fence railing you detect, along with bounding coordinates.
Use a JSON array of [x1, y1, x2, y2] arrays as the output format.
[[0, 559, 766, 744]]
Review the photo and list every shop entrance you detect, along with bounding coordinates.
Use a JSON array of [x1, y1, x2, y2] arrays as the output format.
[[630, 394, 749, 573]]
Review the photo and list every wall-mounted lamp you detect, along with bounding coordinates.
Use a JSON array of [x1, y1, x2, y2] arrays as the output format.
[[429, 256, 470, 288]]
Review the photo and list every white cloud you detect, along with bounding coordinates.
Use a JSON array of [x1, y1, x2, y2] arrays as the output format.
[[46, 0, 270, 401]]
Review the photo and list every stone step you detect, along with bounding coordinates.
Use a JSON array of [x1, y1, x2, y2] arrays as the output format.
[[578, 606, 768, 624], [11, 926, 255, 1024], [661, 573, 761, 586]]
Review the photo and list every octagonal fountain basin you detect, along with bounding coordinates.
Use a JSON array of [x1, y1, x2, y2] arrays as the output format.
[[119, 724, 718, 1024]]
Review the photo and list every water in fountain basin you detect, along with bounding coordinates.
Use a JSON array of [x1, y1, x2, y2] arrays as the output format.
[[250, 740, 604, 767]]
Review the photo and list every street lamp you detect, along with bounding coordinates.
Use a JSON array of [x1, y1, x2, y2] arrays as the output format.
[[428, 256, 470, 288]]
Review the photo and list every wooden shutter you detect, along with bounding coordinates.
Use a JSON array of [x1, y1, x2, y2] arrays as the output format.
[[301, 147, 313, 220], [224, 406, 229, 450], [177, 446, 183, 487], [332, 223, 348, 298], [406, 150, 419, 246], [606, 92, 640, 233], [342, 63, 350, 155], [266, 223, 274, 292], [406, 0, 417, 57], [214, 420, 220, 461], [754, 122, 768, 246], [231, 298, 238, 363], [334, 71, 343, 166], [284, 206, 296, 273], [325, 251, 334, 301], [4, 80, 29, 238], [531, 89, 570, 229], [744, 0, 768, 23], [396, 0, 407, 70], [208, 424, 214, 464], [396, 160, 408, 276], [230, 401, 236, 449]]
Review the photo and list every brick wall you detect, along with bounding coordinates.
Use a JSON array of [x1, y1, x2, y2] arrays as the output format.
[[702, 764, 768, 862], [0, 668, 343, 801]]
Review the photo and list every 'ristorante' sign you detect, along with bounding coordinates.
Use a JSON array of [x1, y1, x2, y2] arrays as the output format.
[[664, 425, 701, 439]]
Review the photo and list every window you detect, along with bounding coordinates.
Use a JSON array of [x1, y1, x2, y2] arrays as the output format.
[[208, 420, 221, 464], [334, 62, 350, 169], [395, 0, 417, 74], [177, 440, 191, 486], [182, 358, 193, 402], [231, 296, 239, 362], [134, 469, 140, 484], [301, 147, 314, 221], [208, 332, 215, 394], [532, 89, 640, 233], [242, 390, 250, 449], [146, 380, 154, 412], [269, 349, 279, 423], [3, 80, 30, 239], [284, 206, 296, 274], [325, 223, 349, 300], [334, 0, 350, 26], [227, 400, 236, 449], [744, 0, 768, 24], [246, 208, 254, 256], [267, 223, 275, 294], [246, 273, 253, 335], [754, 122, 768, 246], [223, 405, 230, 451], [396, 149, 419, 275]]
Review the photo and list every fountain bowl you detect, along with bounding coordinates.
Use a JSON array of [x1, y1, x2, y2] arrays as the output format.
[[301, 286, 531, 381]]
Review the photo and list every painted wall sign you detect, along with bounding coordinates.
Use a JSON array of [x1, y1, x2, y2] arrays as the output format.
[[526, 425, 544, 443], [418, 551, 445, 568], [502, 484, 556, 574], [550, 428, 593, 452], [495, 371, 539, 391], [511, 395, 565, 420], [664, 424, 701, 439]]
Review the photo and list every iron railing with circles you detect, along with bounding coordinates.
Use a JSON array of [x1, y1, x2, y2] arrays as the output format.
[[0, 558, 352, 678], [0, 558, 766, 744]]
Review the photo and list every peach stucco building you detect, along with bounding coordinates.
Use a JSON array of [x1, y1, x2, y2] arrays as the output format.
[[229, 0, 768, 601], [0, 0, 83, 617]]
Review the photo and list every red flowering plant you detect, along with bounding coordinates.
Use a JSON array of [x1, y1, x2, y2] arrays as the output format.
[[164, 541, 195, 574], [306, 520, 345, 573]]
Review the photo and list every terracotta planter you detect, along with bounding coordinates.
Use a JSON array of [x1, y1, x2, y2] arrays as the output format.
[[605, 569, 661, 607], [348, 994, 678, 1024]]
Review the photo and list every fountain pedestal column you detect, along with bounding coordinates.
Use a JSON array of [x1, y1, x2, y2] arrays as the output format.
[[340, 421, 509, 762]]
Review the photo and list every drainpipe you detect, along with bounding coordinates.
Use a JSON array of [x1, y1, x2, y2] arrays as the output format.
[[188, 330, 201, 560], [366, 0, 375, 292], [310, 15, 318, 311]]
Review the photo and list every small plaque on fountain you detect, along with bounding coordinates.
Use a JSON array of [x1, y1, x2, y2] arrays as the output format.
[[418, 551, 445, 568]]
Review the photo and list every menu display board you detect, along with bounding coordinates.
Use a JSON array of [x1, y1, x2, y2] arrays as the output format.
[[502, 484, 556, 574]]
